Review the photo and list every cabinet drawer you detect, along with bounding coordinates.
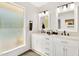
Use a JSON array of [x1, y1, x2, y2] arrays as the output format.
[[59, 39, 79, 47]]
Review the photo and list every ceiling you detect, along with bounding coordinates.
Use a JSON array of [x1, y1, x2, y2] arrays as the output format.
[[29, 2, 48, 7], [15, 2, 69, 8]]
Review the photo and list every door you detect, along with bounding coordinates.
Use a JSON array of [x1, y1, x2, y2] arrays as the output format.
[[55, 44, 64, 56], [54, 37, 64, 56], [66, 46, 79, 56], [51, 36, 56, 56], [65, 39, 79, 56]]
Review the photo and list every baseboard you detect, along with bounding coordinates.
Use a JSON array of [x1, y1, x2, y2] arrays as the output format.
[[31, 49, 46, 56]]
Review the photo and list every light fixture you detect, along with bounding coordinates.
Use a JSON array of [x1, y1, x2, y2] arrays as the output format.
[[70, 3, 74, 9], [43, 11, 46, 14], [63, 5, 66, 11], [57, 2, 74, 12], [45, 11, 48, 15], [66, 4, 68, 8], [57, 8, 60, 12]]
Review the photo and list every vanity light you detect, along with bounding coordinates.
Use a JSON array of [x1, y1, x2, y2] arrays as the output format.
[[39, 12, 44, 17], [66, 4, 68, 8], [57, 8, 60, 13], [45, 11, 48, 15], [39, 13, 42, 17], [70, 3, 74, 9], [43, 11, 48, 16], [63, 5, 67, 11], [60, 6, 63, 13], [39, 11, 48, 17], [57, 2, 74, 13], [41, 12, 44, 16], [43, 11, 46, 14], [63, 4, 69, 11]]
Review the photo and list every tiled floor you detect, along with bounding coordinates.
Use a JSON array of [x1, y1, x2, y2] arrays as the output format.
[[19, 50, 40, 56]]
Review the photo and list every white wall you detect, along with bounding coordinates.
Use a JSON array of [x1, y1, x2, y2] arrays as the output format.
[[37, 2, 79, 36], [37, 2, 69, 30], [16, 2, 39, 32], [37, 2, 57, 30]]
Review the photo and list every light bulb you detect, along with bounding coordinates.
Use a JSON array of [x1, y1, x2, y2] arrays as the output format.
[[63, 5, 67, 11], [45, 11, 48, 15], [70, 3, 74, 9], [41, 12, 44, 16], [57, 8, 60, 13]]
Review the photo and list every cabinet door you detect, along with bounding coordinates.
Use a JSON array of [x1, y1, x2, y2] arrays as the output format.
[[55, 44, 64, 56], [66, 46, 79, 56], [36, 35, 44, 53], [54, 38, 64, 56], [43, 36, 52, 56], [64, 39, 79, 56], [51, 37, 56, 56]]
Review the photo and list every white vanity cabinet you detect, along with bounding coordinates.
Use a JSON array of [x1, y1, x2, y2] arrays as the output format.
[[32, 33, 79, 56], [65, 46, 79, 56], [62, 39, 79, 56], [32, 34, 52, 56], [51, 36, 79, 56], [56, 37, 79, 56]]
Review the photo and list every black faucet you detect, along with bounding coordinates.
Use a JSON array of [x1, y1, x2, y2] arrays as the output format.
[[64, 30, 66, 36]]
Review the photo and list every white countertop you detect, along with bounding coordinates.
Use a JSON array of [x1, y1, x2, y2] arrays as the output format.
[[32, 33, 79, 41]]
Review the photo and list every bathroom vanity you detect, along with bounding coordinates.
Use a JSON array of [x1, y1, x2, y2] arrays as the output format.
[[32, 33, 79, 56], [31, 2, 79, 56]]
